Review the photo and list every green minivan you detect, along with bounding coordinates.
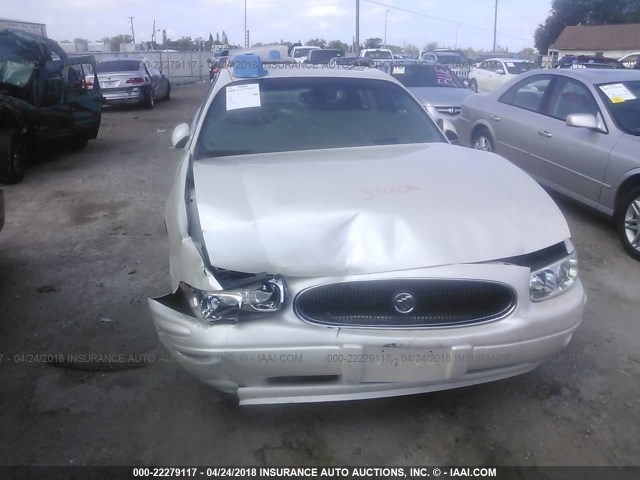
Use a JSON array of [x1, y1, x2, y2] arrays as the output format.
[[0, 29, 103, 184]]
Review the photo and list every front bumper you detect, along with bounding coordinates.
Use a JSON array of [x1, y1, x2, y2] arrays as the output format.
[[148, 263, 585, 405], [102, 87, 145, 104]]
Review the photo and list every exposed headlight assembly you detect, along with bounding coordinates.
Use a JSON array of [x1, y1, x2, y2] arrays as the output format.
[[529, 242, 578, 302], [181, 276, 286, 323]]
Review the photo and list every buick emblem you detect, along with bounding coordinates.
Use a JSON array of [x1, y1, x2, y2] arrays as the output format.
[[448, 107, 457, 114], [393, 292, 416, 314]]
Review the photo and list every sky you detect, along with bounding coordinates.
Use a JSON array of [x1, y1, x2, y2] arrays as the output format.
[[1, 0, 553, 51]]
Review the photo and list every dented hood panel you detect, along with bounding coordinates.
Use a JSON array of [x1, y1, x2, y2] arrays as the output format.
[[192, 143, 570, 277]]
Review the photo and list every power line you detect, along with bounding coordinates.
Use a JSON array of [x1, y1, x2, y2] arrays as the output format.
[[362, 0, 531, 43]]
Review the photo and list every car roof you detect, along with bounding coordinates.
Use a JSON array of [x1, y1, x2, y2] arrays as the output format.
[[486, 58, 531, 62], [224, 62, 395, 82], [390, 59, 436, 66], [99, 57, 144, 63], [528, 68, 640, 84]]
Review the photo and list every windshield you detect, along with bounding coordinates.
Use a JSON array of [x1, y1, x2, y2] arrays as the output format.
[[293, 48, 316, 58], [596, 81, 640, 136], [95, 60, 141, 73], [308, 50, 343, 64], [363, 50, 393, 59], [504, 61, 535, 74], [435, 53, 465, 65], [195, 77, 444, 159], [390, 64, 464, 88], [0, 60, 35, 87]]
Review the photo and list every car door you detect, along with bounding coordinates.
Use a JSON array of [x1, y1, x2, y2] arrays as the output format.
[[492, 61, 509, 90], [473, 62, 488, 91], [485, 61, 502, 91], [67, 59, 103, 138], [523, 75, 619, 207], [483, 74, 555, 172], [39, 67, 74, 141]]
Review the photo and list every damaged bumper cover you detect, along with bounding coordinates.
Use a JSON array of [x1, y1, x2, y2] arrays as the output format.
[[148, 263, 585, 405]]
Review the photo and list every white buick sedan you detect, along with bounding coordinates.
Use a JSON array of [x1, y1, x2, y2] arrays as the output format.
[[148, 54, 585, 405]]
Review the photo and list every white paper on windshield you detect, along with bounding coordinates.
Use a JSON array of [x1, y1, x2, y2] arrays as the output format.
[[505, 62, 515, 67], [393, 66, 405, 74], [226, 84, 261, 110], [599, 83, 636, 104]]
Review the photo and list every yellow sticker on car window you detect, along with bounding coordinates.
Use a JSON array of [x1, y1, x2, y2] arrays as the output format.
[[599, 83, 636, 103]]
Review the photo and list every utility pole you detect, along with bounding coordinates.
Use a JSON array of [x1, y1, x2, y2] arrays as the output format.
[[384, 10, 389, 49], [244, 0, 248, 47], [129, 16, 136, 44], [492, 0, 498, 52], [355, 0, 360, 53]]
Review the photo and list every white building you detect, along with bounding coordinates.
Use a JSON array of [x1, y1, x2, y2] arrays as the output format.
[[547, 23, 640, 63]]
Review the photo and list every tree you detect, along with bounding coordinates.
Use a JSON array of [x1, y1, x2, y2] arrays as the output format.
[[221, 31, 228, 46], [535, 0, 640, 54], [425, 42, 438, 52], [518, 47, 536, 60], [327, 40, 348, 52], [364, 38, 382, 49], [306, 38, 327, 48], [109, 35, 133, 52], [403, 43, 420, 57], [73, 37, 89, 49]]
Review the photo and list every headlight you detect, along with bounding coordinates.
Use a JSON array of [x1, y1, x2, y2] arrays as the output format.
[[529, 249, 578, 302], [180, 276, 286, 323], [423, 104, 435, 117]]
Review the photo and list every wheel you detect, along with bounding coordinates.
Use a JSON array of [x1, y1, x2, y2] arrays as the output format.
[[616, 185, 640, 260], [165, 83, 171, 100], [71, 135, 89, 151], [0, 128, 29, 184], [472, 129, 494, 152], [469, 79, 478, 92], [144, 87, 155, 109]]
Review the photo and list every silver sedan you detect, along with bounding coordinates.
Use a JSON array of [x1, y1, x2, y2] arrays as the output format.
[[458, 69, 640, 260], [92, 58, 170, 108]]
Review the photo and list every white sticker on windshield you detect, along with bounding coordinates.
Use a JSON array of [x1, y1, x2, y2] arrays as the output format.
[[505, 62, 515, 67], [226, 84, 261, 110], [393, 66, 405, 75], [599, 83, 636, 104]]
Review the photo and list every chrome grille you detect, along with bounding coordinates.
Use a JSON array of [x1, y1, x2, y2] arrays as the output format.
[[295, 279, 516, 328], [435, 106, 461, 115]]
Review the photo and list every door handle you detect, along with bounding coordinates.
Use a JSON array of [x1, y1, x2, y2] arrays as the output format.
[[538, 129, 553, 138], [489, 114, 501, 121]]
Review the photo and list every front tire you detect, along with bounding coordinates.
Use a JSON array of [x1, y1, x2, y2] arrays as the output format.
[[144, 87, 155, 109], [617, 185, 640, 261], [472, 129, 494, 152], [469, 79, 478, 92], [0, 128, 29, 184]]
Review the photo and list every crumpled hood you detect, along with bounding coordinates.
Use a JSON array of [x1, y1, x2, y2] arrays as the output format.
[[192, 143, 570, 277], [407, 87, 473, 106]]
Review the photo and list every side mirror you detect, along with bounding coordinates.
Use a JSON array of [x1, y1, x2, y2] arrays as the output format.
[[566, 113, 599, 130], [171, 123, 190, 149], [495, 68, 505, 75]]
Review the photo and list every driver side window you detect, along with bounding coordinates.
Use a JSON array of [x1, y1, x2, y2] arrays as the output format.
[[499, 75, 552, 113], [544, 77, 599, 121]]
